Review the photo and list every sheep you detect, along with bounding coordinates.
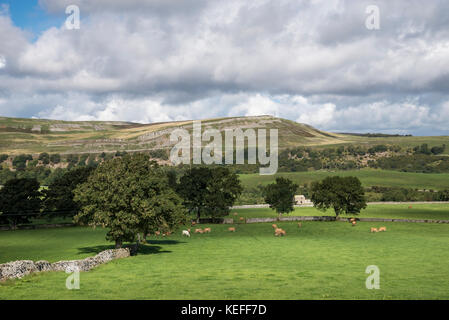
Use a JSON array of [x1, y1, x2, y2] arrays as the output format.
[[239, 217, 245, 222], [194, 228, 203, 234], [272, 224, 278, 229], [155, 231, 161, 236], [182, 229, 191, 237], [370, 227, 378, 233], [191, 221, 197, 226], [228, 227, 236, 232], [352, 221, 357, 226], [378, 226, 387, 232], [203, 227, 211, 233]]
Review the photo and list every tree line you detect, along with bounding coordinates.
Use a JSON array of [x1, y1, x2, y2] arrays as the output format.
[[0, 153, 372, 249]]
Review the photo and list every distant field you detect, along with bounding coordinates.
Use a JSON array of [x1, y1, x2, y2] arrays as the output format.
[[334, 135, 449, 154], [1, 221, 449, 299], [239, 169, 449, 191], [227, 204, 449, 220]]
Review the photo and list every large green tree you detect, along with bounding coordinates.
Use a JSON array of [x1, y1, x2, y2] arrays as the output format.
[[263, 177, 298, 218], [0, 178, 42, 229], [178, 166, 243, 221], [311, 176, 367, 217], [43, 167, 94, 219], [73, 154, 187, 248]]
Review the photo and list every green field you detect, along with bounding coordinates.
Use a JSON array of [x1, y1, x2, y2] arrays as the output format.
[[228, 204, 449, 220], [1, 205, 449, 299], [239, 169, 449, 191]]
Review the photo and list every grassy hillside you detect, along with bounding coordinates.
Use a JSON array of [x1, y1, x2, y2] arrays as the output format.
[[239, 169, 449, 191], [1, 115, 448, 155], [0, 115, 344, 155]]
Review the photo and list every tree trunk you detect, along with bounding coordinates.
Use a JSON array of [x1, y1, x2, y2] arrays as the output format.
[[115, 239, 122, 249]]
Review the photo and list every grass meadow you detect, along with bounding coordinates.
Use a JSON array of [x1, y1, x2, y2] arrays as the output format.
[[227, 204, 449, 220], [1, 204, 449, 300], [239, 169, 449, 191]]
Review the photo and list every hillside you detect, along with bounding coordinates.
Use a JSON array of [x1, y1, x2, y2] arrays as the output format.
[[0, 115, 448, 156], [0, 115, 346, 155]]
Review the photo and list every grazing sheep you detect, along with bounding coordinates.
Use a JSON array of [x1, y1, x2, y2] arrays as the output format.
[[203, 227, 211, 233], [228, 227, 236, 232], [272, 224, 278, 229], [297, 222, 302, 228], [182, 229, 191, 237], [194, 228, 203, 233], [370, 227, 378, 233], [378, 226, 387, 232], [352, 221, 357, 226]]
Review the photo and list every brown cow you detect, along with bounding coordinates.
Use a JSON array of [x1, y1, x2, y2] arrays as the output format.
[[274, 228, 286, 236]]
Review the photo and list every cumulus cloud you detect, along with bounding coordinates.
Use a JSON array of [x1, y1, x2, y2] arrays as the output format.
[[0, 0, 449, 134]]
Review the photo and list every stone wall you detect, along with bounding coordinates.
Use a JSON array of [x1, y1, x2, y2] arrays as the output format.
[[0, 223, 76, 231], [0, 248, 130, 281]]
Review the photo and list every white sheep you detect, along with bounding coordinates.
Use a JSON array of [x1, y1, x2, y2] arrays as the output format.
[[182, 229, 191, 237]]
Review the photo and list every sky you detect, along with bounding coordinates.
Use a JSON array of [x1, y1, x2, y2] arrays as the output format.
[[0, 0, 449, 135]]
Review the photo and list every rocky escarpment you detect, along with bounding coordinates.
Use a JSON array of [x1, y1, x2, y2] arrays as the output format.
[[0, 248, 130, 281]]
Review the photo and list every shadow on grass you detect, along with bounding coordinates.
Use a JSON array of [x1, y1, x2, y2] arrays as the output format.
[[77, 239, 185, 256]]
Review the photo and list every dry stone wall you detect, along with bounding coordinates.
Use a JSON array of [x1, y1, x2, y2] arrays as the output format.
[[0, 248, 130, 281]]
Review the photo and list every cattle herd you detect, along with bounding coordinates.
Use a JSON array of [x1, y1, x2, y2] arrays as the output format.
[[148, 216, 388, 238]]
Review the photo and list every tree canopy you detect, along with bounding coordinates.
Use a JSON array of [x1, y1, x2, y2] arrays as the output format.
[[177, 166, 243, 221], [43, 166, 95, 219], [311, 176, 367, 217], [263, 177, 298, 217], [73, 153, 187, 248], [0, 178, 42, 228]]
